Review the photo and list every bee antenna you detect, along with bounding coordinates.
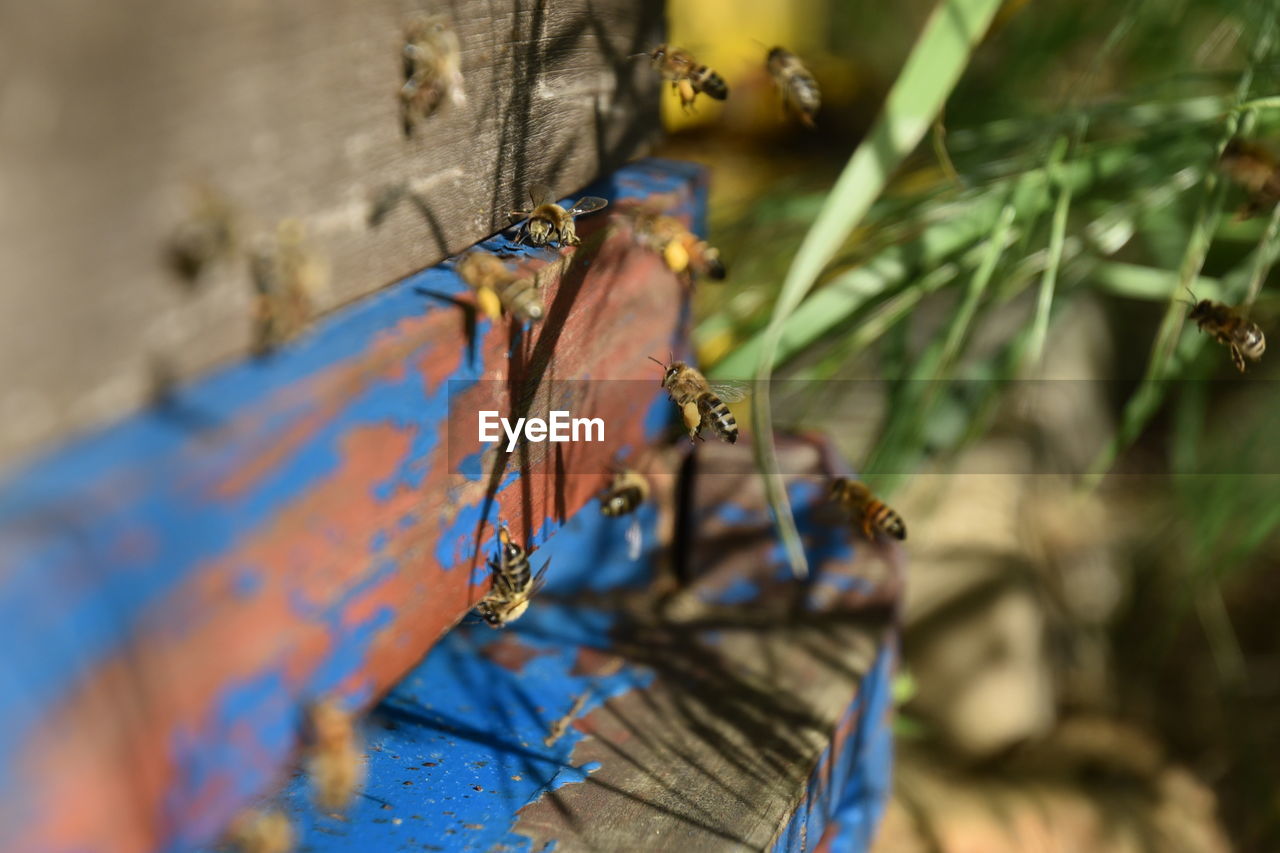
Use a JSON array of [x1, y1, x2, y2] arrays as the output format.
[[646, 355, 666, 367]]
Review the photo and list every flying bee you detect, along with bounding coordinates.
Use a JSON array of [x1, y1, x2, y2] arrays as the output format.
[[225, 808, 294, 853], [1185, 291, 1266, 372], [305, 699, 364, 813], [455, 251, 544, 322], [600, 469, 650, 517], [633, 213, 726, 281], [645, 44, 728, 110], [510, 184, 608, 247], [829, 478, 906, 541], [400, 13, 465, 133], [1219, 138, 1280, 218], [475, 525, 550, 628], [249, 220, 327, 354], [766, 46, 820, 128], [649, 356, 745, 444]]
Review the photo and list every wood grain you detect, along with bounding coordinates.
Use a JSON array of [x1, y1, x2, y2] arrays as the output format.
[[0, 0, 661, 470]]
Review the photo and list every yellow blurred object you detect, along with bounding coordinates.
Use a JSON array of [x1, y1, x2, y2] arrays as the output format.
[[664, 241, 692, 274], [476, 287, 504, 321], [697, 327, 737, 367]]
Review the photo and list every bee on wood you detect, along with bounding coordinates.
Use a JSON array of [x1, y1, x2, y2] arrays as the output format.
[[766, 46, 820, 128], [475, 525, 550, 628], [633, 213, 726, 281], [400, 13, 465, 133], [305, 699, 364, 813], [1219, 138, 1280, 218], [225, 809, 294, 853], [166, 184, 237, 283], [455, 251, 544, 322], [649, 356, 745, 444], [249, 220, 327, 354], [510, 184, 608, 247], [645, 45, 728, 111], [600, 469, 650, 517], [829, 478, 906, 541], [1185, 291, 1266, 372]]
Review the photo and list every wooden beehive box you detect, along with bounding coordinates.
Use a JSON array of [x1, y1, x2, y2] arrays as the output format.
[[0, 3, 901, 850]]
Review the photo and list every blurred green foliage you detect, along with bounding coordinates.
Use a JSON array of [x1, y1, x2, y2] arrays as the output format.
[[663, 0, 1280, 843]]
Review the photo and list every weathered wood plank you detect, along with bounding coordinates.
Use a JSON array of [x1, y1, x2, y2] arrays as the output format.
[[0, 0, 661, 469], [0, 160, 698, 853]]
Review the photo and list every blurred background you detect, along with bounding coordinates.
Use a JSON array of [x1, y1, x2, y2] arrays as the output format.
[[657, 0, 1280, 849]]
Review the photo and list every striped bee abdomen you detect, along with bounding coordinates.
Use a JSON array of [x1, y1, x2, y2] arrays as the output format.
[[699, 394, 737, 443], [498, 277, 542, 321], [863, 501, 907, 541], [691, 66, 728, 100]]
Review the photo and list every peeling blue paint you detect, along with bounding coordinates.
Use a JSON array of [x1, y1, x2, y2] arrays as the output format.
[[770, 643, 895, 853]]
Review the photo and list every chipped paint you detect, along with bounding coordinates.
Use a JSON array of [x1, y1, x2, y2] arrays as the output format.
[[0, 159, 708, 853]]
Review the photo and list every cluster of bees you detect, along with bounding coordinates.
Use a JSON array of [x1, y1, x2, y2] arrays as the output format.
[[213, 25, 1277, 852], [467, 42, 906, 630], [191, 26, 873, 853]]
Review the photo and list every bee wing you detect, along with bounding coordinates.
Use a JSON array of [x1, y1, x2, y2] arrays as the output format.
[[566, 196, 608, 217], [708, 381, 749, 403], [529, 183, 556, 207], [530, 559, 552, 594]]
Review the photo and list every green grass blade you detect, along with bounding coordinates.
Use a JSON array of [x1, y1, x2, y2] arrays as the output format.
[[749, 0, 1005, 578], [1026, 143, 1073, 368]]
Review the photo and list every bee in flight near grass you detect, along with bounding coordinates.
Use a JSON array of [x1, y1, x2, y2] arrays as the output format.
[[632, 212, 726, 282], [829, 477, 907, 541], [455, 251, 544, 322], [1184, 290, 1266, 372], [600, 469, 650, 517], [476, 525, 550, 627], [644, 44, 728, 111], [510, 184, 608, 247], [765, 46, 820, 128], [649, 355, 745, 444], [1219, 138, 1280, 218]]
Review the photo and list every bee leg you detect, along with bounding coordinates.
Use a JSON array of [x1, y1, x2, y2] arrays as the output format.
[[1231, 344, 1247, 372]]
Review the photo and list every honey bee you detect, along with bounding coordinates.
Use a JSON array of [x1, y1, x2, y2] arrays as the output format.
[[475, 525, 550, 627], [249, 220, 327, 354], [829, 478, 906, 541], [1219, 138, 1280, 218], [649, 356, 744, 444], [766, 47, 820, 128], [400, 13, 466, 133], [646, 44, 728, 111], [166, 184, 236, 283], [600, 469, 650, 516], [510, 184, 608, 247], [225, 808, 294, 853], [1185, 291, 1266, 372], [305, 699, 364, 813], [455, 251, 544, 322], [633, 214, 726, 281]]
